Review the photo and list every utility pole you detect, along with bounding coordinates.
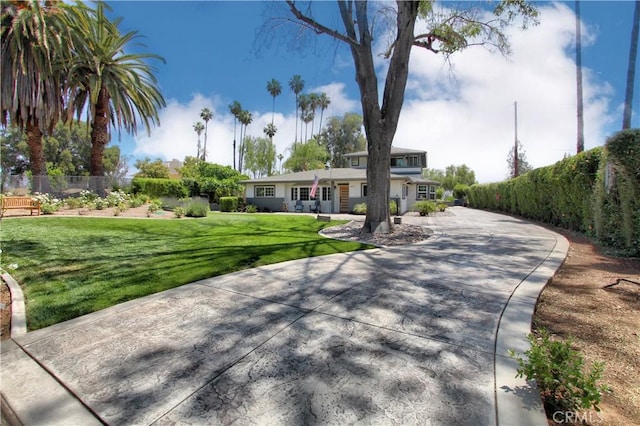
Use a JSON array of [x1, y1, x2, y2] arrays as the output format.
[[514, 101, 519, 178]]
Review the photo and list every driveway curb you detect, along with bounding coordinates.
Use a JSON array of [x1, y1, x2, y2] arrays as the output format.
[[494, 230, 570, 425]]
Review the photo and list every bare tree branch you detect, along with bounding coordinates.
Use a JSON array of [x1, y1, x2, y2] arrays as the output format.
[[285, 0, 357, 46]]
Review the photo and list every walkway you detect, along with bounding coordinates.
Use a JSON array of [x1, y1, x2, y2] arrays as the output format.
[[1, 208, 567, 425]]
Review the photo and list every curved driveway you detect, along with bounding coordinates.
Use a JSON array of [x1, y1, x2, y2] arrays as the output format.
[[1, 207, 566, 425]]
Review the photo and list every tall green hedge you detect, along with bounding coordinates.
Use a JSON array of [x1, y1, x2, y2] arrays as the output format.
[[592, 129, 640, 254], [131, 178, 188, 198], [468, 129, 639, 255]]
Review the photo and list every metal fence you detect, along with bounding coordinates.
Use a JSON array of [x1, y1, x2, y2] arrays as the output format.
[[2, 175, 132, 198]]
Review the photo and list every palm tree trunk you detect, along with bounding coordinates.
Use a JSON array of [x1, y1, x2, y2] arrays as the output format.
[[233, 118, 237, 170], [203, 122, 208, 161], [575, 0, 585, 153], [294, 95, 298, 147], [90, 86, 110, 177], [26, 120, 46, 177], [623, 1, 639, 129]]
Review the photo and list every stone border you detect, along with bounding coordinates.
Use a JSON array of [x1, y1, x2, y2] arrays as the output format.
[[494, 231, 570, 426], [1, 273, 26, 336]]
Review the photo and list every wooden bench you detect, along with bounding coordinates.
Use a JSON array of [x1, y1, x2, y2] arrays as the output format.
[[1, 196, 41, 216]]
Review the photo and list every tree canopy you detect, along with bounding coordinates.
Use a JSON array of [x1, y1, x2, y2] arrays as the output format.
[[319, 113, 366, 167], [281, 0, 538, 233]]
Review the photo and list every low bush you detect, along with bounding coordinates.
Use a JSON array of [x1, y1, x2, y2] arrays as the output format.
[[185, 200, 210, 217], [220, 196, 240, 212], [173, 206, 185, 218], [352, 203, 367, 215], [509, 329, 609, 416], [245, 204, 258, 213], [414, 200, 436, 216]]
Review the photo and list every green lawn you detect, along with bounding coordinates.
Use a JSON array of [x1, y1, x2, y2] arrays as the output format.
[[0, 214, 370, 330]]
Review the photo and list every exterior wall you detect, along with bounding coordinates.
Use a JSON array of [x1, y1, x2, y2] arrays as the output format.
[[349, 156, 367, 169], [245, 197, 285, 212], [246, 181, 437, 214]]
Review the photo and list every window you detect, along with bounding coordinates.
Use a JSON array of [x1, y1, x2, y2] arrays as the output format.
[[299, 187, 310, 201], [429, 186, 436, 200], [322, 187, 331, 201], [390, 157, 405, 167], [361, 184, 368, 197], [407, 155, 419, 167], [402, 185, 407, 199], [417, 185, 428, 200], [291, 187, 298, 200], [351, 157, 359, 166], [255, 186, 275, 198]]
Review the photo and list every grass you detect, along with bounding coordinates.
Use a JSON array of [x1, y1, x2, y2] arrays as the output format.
[[0, 214, 371, 330]]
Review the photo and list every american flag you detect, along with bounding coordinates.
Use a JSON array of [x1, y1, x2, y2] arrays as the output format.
[[310, 175, 319, 198]]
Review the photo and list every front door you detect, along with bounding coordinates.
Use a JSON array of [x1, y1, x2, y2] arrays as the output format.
[[339, 184, 349, 213]]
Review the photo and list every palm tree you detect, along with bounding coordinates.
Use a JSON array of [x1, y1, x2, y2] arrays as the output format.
[[317, 92, 331, 136], [288, 75, 304, 146], [237, 109, 253, 173], [266, 79, 282, 125], [298, 94, 313, 141], [229, 101, 242, 170], [623, 1, 639, 129], [1, 1, 70, 176], [200, 107, 213, 161], [263, 123, 277, 139], [193, 121, 204, 158], [575, 1, 584, 153], [64, 2, 165, 177], [277, 153, 284, 173]]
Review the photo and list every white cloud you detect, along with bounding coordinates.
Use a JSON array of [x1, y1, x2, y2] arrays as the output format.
[[392, 2, 615, 183]]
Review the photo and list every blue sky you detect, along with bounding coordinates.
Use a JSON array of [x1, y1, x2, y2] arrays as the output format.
[[106, 1, 639, 182]]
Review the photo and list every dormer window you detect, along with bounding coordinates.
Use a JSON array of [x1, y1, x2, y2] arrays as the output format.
[[351, 157, 359, 166]]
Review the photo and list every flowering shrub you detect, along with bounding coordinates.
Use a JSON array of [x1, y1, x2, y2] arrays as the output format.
[[33, 193, 63, 214], [78, 190, 99, 206], [106, 190, 131, 207]]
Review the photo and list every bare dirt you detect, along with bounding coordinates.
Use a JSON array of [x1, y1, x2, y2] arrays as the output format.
[[1, 210, 638, 425]]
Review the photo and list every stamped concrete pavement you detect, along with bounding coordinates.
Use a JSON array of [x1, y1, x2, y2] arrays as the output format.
[[1, 207, 567, 425]]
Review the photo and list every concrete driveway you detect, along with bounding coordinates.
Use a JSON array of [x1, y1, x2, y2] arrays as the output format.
[[1, 207, 567, 425]]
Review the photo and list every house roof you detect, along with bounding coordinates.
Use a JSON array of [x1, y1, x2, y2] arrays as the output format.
[[241, 168, 425, 184], [343, 147, 426, 158]]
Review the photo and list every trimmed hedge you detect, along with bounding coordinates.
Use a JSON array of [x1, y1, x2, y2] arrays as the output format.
[[220, 196, 241, 212], [468, 129, 639, 255], [131, 178, 188, 199], [593, 129, 640, 254]]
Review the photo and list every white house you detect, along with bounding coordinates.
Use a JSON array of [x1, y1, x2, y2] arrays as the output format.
[[242, 147, 440, 214]]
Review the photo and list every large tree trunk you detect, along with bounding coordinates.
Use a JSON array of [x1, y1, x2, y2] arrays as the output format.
[[623, 1, 639, 129], [90, 86, 110, 177], [341, 0, 419, 233], [26, 119, 46, 176]]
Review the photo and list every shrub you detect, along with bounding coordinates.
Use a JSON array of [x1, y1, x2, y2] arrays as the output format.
[[219, 196, 240, 212], [509, 329, 609, 416], [414, 200, 436, 216], [147, 199, 162, 214], [173, 206, 185, 218], [389, 200, 398, 216], [94, 198, 106, 210], [185, 200, 210, 217], [131, 178, 188, 199], [352, 203, 367, 215], [453, 183, 470, 200], [245, 204, 258, 213], [105, 190, 130, 207], [436, 202, 448, 212], [65, 197, 81, 209], [33, 193, 62, 213]]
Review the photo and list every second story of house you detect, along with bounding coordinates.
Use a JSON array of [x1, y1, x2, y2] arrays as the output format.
[[343, 147, 427, 175]]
